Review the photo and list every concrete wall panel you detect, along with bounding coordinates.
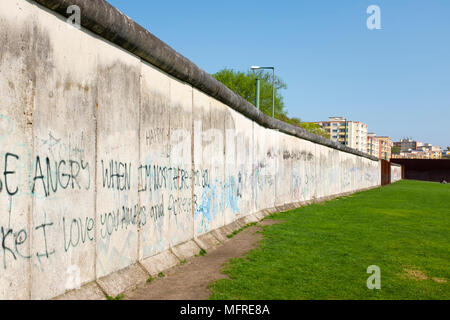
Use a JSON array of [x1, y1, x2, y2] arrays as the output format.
[[303, 140, 315, 201], [167, 78, 193, 246], [391, 165, 402, 183], [0, 0, 36, 299], [95, 38, 141, 278], [30, 11, 98, 300], [275, 132, 291, 206], [225, 108, 254, 221], [138, 62, 171, 260], [254, 124, 274, 211], [290, 135, 302, 203], [193, 89, 226, 236]]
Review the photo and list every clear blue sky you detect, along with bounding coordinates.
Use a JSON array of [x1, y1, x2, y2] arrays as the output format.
[[108, 0, 450, 148]]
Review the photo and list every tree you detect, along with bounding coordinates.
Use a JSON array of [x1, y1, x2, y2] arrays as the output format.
[[213, 68, 287, 117], [300, 122, 330, 139], [391, 146, 401, 154], [212, 68, 329, 139]]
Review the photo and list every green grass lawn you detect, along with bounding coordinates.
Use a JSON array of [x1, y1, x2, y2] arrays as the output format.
[[209, 180, 450, 300]]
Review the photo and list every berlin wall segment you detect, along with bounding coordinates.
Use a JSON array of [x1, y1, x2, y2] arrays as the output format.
[[0, 0, 381, 299]]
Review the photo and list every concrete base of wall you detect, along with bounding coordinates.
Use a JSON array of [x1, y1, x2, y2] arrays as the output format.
[[171, 241, 202, 261], [54, 186, 378, 300], [243, 214, 259, 224], [97, 263, 149, 298], [194, 233, 222, 252], [53, 282, 106, 300], [209, 228, 229, 243], [140, 251, 180, 277]]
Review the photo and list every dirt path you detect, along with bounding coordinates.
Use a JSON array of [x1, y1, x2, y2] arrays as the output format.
[[125, 219, 278, 300]]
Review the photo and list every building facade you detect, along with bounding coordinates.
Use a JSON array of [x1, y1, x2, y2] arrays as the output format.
[[394, 138, 418, 153], [367, 133, 380, 158], [378, 136, 393, 160], [392, 139, 443, 159], [315, 117, 368, 153], [367, 134, 392, 160]]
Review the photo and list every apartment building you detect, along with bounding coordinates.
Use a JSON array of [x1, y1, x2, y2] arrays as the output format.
[[315, 117, 368, 153], [394, 138, 418, 153], [392, 139, 443, 159], [378, 136, 393, 160], [419, 143, 442, 153], [367, 134, 392, 160], [367, 133, 380, 157], [392, 150, 443, 159]]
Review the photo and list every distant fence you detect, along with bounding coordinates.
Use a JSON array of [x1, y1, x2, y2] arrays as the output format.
[[391, 159, 450, 182]]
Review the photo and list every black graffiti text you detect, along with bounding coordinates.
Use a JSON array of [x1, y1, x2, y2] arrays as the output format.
[[0, 153, 20, 196], [101, 160, 132, 191], [63, 216, 95, 252], [100, 204, 143, 238], [32, 156, 90, 197]]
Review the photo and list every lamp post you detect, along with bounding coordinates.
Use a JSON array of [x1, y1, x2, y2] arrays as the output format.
[[255, 78, 260, 110], [251, 66, 275, 118]]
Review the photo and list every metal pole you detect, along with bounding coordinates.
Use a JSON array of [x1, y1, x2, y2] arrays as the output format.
[[272, 68, 275, 118], [255, 78, 260, 110]]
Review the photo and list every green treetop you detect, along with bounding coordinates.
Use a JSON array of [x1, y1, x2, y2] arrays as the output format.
[[212, 68, 329, 139]]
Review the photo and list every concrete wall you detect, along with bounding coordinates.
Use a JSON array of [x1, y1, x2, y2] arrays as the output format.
[[392, 159, 450, 182], [391, 164, 402, 183], [0, 0, 381, 299]]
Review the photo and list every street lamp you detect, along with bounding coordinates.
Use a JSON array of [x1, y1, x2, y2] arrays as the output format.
[[251, 66, 275, 118]]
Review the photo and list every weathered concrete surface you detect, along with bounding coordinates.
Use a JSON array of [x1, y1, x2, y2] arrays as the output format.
[[192, 88, 226, 237], [391, 164, 402, 183], [140, 250, 180, 277], [0, 0, 34, 299], [96, 263, 148, 298], [95, 31, 141, 281], [171, 241, 202, 261], [0, 0, 382, 299], [54, 282, 106, 300], [138, 61, 171, 261], [209, 227, 230, 244], [194, 232, 222, 251], [243, 214, 260, 225]]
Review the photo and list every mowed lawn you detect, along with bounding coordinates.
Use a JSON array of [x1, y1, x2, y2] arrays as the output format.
[[209, 180, 450, 300]]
